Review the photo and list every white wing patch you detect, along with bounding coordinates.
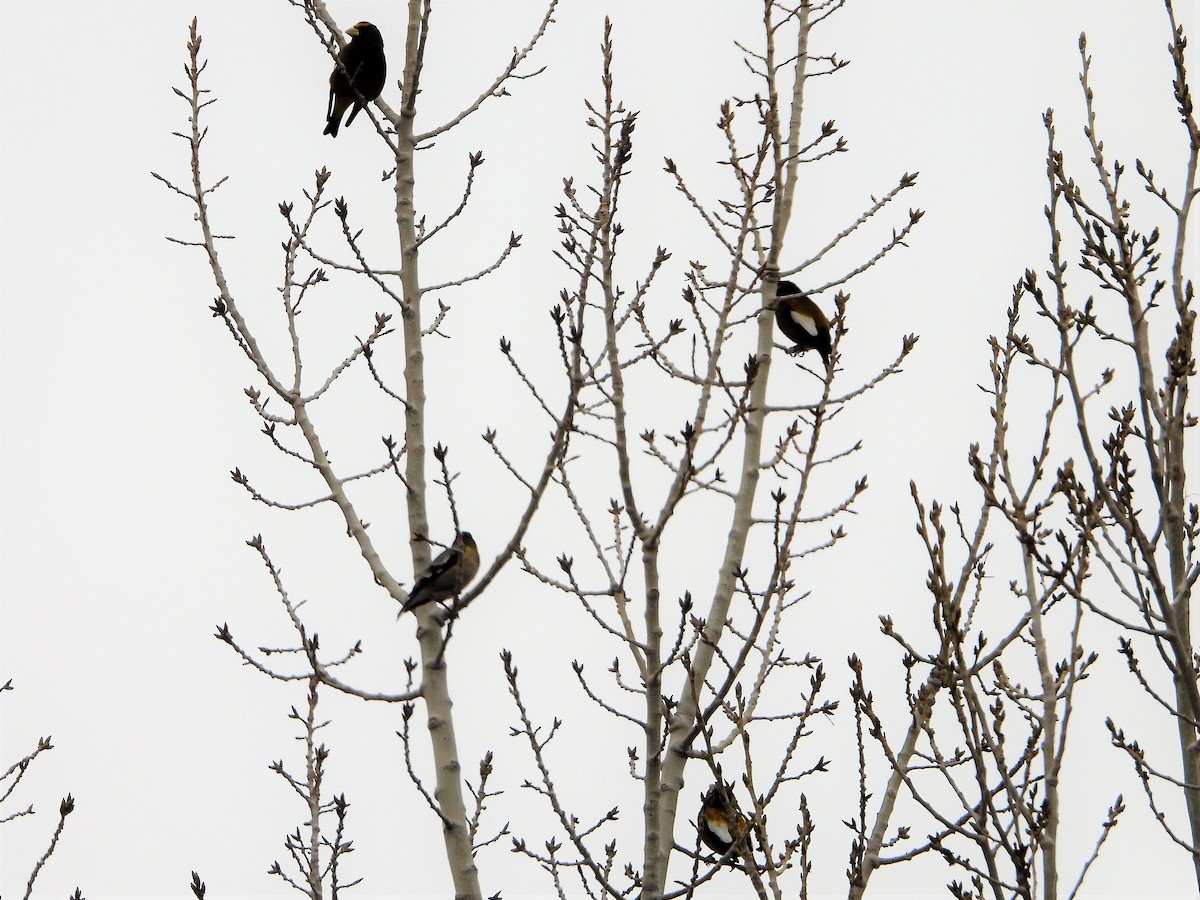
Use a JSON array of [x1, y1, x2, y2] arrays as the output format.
[[787, 308, 819, 337], [709, 820, 734, 844]]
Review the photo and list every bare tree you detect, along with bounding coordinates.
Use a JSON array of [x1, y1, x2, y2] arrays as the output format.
[[155, 0, 563, 891], [1055, 3, 1199, 878], [0, 680, 78, 900], [846, 3, 1197, 898], [154, 1, 1194, 899], [502, 5, 918, 899]]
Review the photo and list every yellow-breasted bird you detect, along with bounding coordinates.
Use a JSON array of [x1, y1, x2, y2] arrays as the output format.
[[774, 280, 832, 367], [324, 22, 386, 138], [401, 532, 480, 613], [697, 783, 751, 865]]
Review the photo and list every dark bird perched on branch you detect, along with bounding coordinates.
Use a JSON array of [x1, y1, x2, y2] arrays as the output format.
[[324, 22, 386, 137], [697, 783, 751, 866], [401, 532, 480, 614], [774, 280, 832, 367]]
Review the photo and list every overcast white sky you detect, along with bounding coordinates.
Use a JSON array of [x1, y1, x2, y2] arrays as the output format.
[[1, 2, 1197, 898]]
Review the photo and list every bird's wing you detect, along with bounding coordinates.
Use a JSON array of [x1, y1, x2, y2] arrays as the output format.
[[343, 54, 364, 90], [400, 546, 463, 613], [785, 306, 820, 337], [706, 816, 735, 846], [416, 546, 462, 587]]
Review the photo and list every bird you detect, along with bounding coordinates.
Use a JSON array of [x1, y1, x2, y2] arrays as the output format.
[[697, 783, 751, 865], [324, 22, 387, 137], [773, 280, 832, 367], [401, 532, 480, 614]]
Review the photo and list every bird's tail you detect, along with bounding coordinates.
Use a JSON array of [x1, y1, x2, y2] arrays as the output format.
[[324, 94, 349, 137]]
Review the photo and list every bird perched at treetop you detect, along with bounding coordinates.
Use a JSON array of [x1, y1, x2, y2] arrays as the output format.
[[773, 280, 832, 368], [324, 22, 386, 137], [697, 783, 751, 866], [401, 532, 480, 614]]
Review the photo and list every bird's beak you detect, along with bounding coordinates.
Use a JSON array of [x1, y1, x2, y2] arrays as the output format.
[[346, 25, 359, 36]]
